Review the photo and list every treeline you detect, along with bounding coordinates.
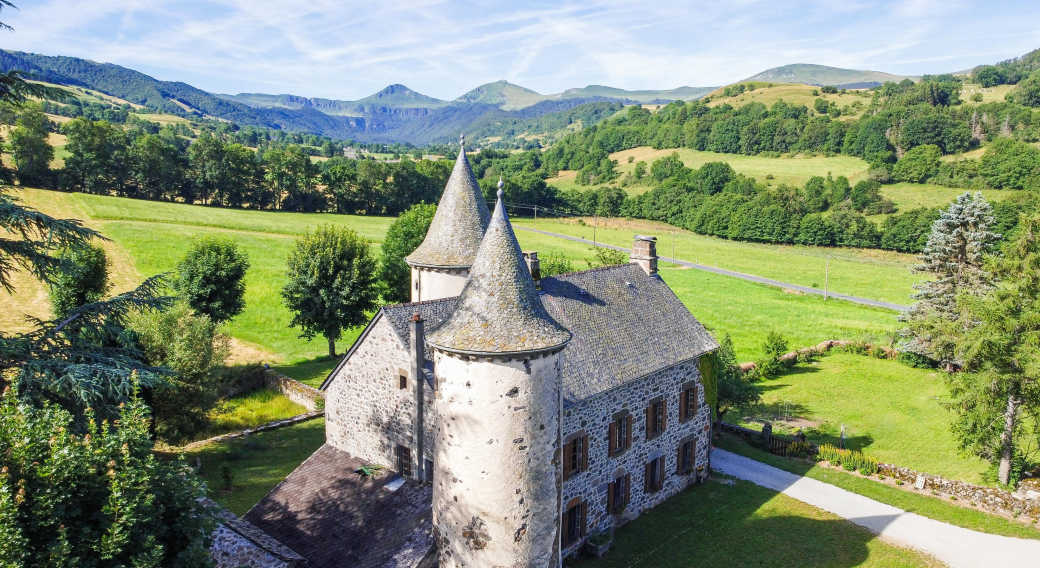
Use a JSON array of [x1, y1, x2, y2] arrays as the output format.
[[541, 78, 1040, 188]]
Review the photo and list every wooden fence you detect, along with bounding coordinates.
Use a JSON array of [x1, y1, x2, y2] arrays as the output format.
[[717, 420, 807, 458]]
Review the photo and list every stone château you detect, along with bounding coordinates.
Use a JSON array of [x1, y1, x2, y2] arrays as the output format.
[[213, 140, 719, 567]]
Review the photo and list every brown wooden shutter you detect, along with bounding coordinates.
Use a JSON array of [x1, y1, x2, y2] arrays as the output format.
[[608, 421, 617, 456], [606, 481, 615, 514], [679, 392, 686, 423], [562, 441, 573, 481], [626, 416, 633, 450], [645, 406, 652, 439], [624, 473, 631, 505], [692, 439, 698, 470], [692, 387, 699, 417], [644, 461, 652, 491], [561, 505, 571, 545], [658, 456, 666, 487], [580, 501, 588, 537], [581, 435, 589, 472], [676, 444, 683, 474], [662, 399, 668, 432]]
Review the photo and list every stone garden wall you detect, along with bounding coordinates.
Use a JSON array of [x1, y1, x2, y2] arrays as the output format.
[[264, 370, 324, 411], [879, 463, 1040, 520], [208, 501, 305, 568]]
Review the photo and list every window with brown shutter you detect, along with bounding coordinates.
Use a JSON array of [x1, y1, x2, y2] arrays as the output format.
[[680, 387, 697, 423], [646, 456, 664, 492], [562, 498, 583, 546], [608, 474, 630, 514], [609, 414, 631, 457], [580, 501, 588, 537], [564, 434, 589, 479], [646, 400, 665, 440]]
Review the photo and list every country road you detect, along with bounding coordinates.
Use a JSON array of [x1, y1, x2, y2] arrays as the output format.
[[515, 226, 909, 311]]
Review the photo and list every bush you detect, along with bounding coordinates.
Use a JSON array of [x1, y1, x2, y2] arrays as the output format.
[[130, 300, 230, 442], [787, 441, 813, 459], [898, 350, 935, 369], [176, 236, 250, 323], [48, 243, 111, 319], [0, 388, 216, 566], [757, 331, 791, 378], [893, 144, 942, 183], [587, 246, 628, 268], [539, 251, 573, 277]]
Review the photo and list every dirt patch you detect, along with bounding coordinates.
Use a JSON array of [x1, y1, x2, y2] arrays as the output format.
[[227, 337, 277, 365]]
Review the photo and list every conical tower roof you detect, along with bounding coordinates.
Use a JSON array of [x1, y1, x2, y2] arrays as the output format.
[[427, 182, 571, 356], [405, 137, 491, 268]]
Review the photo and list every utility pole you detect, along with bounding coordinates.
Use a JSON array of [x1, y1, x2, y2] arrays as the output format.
[[824, 256, 830, 301], [534, 205, 537, 230], [593, 214, 597, 248], [672, 231, 675, 267]]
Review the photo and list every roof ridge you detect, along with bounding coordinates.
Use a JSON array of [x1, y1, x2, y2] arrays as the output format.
[[544, 263, 638, 279]]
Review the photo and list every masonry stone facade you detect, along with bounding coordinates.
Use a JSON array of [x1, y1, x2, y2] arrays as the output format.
[[560, 360, 710, 557]]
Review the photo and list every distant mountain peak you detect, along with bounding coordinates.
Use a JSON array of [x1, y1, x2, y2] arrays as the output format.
[[743, 63, 916, 87]]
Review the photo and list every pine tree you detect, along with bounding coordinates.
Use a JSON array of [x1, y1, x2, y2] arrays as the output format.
[[901, 192, 999, 366]]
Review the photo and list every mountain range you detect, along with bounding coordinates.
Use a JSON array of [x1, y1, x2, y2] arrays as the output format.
[[0, 50, 978, 145]]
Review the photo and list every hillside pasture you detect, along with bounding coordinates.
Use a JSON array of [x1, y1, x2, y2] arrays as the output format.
[[881, 183, 1009, 211], [960, 83, 1015, 105], [705, 82, 872, 119]]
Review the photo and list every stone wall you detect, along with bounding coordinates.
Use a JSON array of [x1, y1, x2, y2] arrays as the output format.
[[879, 463, 1040, 520], [324, 315, 434, 470], [561, 358, 711, 557], [264, 370, 324, 411], [208, 501, 304, 567]]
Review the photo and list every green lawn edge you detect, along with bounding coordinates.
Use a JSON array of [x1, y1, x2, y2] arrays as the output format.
[[714, 434, 1040, 540]]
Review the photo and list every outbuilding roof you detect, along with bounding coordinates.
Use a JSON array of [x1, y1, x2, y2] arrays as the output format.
[[541, 263, 719, 406], [404, 140, 490, 269], [425, 188, 571, 356]]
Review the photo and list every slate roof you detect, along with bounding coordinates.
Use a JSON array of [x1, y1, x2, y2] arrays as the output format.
[[243, 445, 434, 568], [426, 189, 571, 355], [541, 263, 720, 406], [405, 141, 490, 268]]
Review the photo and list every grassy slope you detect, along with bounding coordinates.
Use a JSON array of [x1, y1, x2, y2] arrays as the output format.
[[569, 475, 941, 568], [173, 418, 327, 515], [513, 217, 920, 305], [881, 183, 1008, 210], [706, 83, 872, 119], [716, 435, 1040, 541], [736, 353, 989, 483]]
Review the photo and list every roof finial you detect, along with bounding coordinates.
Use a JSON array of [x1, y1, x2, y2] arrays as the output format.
[[497, 175, 504, 199], [460, 132, 465, 146]]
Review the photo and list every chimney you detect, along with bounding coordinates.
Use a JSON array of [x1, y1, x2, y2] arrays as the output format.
[[522, 251, 541, 290], [410, 311, 426, 482], [630, 235, 658, 276]]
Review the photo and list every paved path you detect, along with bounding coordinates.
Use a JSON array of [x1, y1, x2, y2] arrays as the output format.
[[712, 448, 1040, 568], [515, 226, 909, 311]]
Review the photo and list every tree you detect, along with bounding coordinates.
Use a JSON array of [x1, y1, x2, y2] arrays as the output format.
[[893, 144, 942, 183], [586, 246, 628, 268], [1014, 71, 1040, 108], [61, 118, 130, 195], [130, 133, 187, 201], [7, 103, 53, 186], [175, 236, 249, 323], [901, 193, 998, 366], [947, 216, 1040, 486], [974, 65, 1007, 88], [979, 139, 1040, 190], [0, 387, 216, 566], [48, 243, 110, 319], [378, 203, 435, 304], [282, 225, 377, 357], [130, 300, 229, 442]]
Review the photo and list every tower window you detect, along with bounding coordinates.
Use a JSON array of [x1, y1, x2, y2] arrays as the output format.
[[399, 374, 408, 389]]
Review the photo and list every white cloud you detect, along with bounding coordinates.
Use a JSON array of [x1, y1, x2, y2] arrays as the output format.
[[2, 0, 1039, 99]]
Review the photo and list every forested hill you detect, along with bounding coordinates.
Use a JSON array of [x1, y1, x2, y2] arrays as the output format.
[[0, 51, 637, 144]]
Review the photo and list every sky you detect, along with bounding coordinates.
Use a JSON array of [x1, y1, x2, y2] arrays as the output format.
[[4, 0, 1040, 101]]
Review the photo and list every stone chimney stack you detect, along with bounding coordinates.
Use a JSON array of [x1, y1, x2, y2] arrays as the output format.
[[631, 235, 658, 275], [522, 251, 541, 289], [409, 311, 426, 482]]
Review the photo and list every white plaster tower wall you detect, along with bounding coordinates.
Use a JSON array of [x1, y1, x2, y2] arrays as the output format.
[[431, 351, 563, 567], [410, 266, 471, 303]]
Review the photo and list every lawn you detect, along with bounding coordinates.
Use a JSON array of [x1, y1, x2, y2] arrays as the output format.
[[734, 353, 990, 483], [881, 182, 1008, 211], [172, 417, 327, 516], [715, 435, 1040, 541], [513, 216, 920, 305], [568, 474, 941, 568], [272, 357, 340, 388], [200, 389, 308, 440]]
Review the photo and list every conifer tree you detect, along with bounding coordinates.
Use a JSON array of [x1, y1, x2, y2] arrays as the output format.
[[901, 192, 999, 366]]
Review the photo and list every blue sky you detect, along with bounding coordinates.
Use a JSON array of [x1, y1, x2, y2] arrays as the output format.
[[5, 0, 1040, 101]]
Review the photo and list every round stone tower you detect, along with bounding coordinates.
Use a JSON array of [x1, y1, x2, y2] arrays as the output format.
[[427, 183, 571, 568], [405, 135, 491, 302]]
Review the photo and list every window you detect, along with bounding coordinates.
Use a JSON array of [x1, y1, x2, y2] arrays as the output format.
[[677, 439, 696, 474], [399, 374, 408, 390], [561, 498, 587, 547], [679, 385, 698, 423], [645, 456, 665, 492], [396, 445, 412, 477], [607, 473, 631, 514], [424, 459, 434, 483], [563, 433, 589, 480], [608, 413, 633, 457], [645, 399, 667, 440]]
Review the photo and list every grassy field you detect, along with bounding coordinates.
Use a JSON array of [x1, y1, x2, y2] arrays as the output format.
[[716, 435, 1040, 540], [272, 357, 340, 388], [12, 188, 394, 363], [735, 353, 989, 483], [172, 417, 327, 515], [568, 474, 942, 568], [201, 389, 308, 440], [704, 83, 873, 120], [881, 182, 1008, 211], [960, 83, 1015, 105], [513, 216, 920, 305]]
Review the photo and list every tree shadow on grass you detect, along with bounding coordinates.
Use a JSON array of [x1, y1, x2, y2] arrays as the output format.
[[271, 356, 340, 388], [567, 475, 913, 568]]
